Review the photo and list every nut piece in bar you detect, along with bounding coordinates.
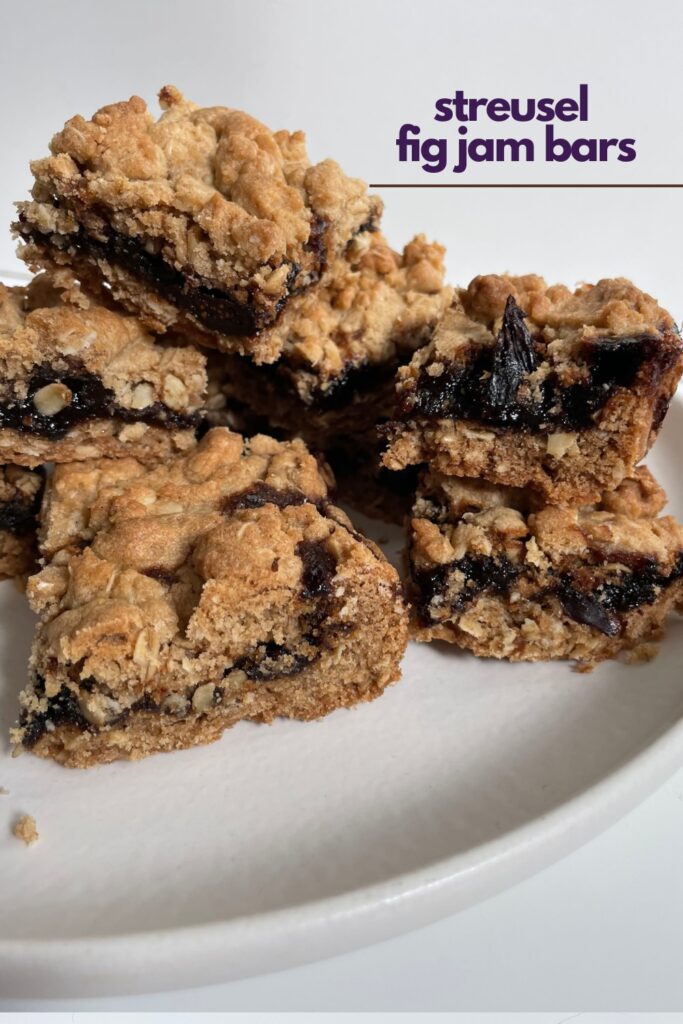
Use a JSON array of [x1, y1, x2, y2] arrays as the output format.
[[13, 429, 408, 767], [210, 232, 453, 519], [0, 464, 43, 579], [15, 86, 382, 352], [409, 466, 683, 667], [0, 274, 206, 467], [383, 275, 683, 503]]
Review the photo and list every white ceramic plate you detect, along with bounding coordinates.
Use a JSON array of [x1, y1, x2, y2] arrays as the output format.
[[1, 396, 682, 999]]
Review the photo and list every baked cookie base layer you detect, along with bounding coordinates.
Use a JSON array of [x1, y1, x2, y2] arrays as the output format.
[[413, 583, 682, 667], [16, 645, 398, 769], [383, 395, 656, 505], [18, 237, 280, 350], [0, 420, 198, 468]]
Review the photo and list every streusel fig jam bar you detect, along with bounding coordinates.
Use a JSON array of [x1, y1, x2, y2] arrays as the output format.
[[13, 429, 408, 767], [14, 86, 382, 349], [210, 232, 452, 519], [0, 273, 206, 467], [383, 275, 683, 503], [409, 467, 683, 666]]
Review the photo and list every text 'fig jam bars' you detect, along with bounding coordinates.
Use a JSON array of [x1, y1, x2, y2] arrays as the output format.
[[14, 86, 382, 353], [382, 274, 683, 503], [0, 464, 43, 579], [0, 274, 206, 467], [408, 467, 683, 667], [13, 429, 408, 767]]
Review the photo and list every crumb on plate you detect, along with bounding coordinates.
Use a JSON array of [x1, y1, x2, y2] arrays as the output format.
[[13, 814, 39, 846]]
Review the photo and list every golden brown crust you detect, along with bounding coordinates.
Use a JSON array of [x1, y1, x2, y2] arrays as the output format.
[[0, 462, 42, 508], [0, 421, 200, 469], [409, 469, 683, 666], [15, 429, 408, 767], [0, 276, 206, 411], [461, 273, 675, 336], [383, 275, 683, 503], [38, 428, 330, 558], [597, 465, 667, 518], [210, 231, 453, 365], [15, 87, 382, 345], [0, 274, 206, 467]]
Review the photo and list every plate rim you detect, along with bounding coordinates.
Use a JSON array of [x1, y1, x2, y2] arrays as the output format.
[[2, 394, 682, 999], [2, 708, 683, 997]]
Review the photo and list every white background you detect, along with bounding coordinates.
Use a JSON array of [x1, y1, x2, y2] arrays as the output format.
[[1, 0, 682, 1010]]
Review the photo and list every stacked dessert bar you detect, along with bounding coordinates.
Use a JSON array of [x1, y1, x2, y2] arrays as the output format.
[[15, 431, 407, 766], [382, 273, 683, 666], [2, 85, 683, 767], [207, 229, 453, 518], [16, 85, 454, 518], [7, 87, 417, 766]]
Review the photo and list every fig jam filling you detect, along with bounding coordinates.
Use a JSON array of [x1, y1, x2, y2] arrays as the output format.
[[297, 538, 337, 599], [236, 539, 340, 680], [307, 360, 399, 411], [78, 231, 299, 335], [0, 491, 42, 535], [0, 362, 200, 440], [20, 682, 89, 749], [19, 681, 177, 749], [234, 642, 317, 682], [221, 482, 317, 515], [22, 540, 342, 744], [18, 209, 344, 335], [557, 553, 683, 635], [412, 554, 520, 624], [414, 550, 683, 635], [402, 295, 669, 432]]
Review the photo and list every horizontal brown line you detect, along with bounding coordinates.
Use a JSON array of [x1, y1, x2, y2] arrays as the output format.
[[369, 183, 683, 188]]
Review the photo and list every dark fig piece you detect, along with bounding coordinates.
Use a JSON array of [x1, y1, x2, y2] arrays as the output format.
[[297, 539, 337, 599], [235, 641, 314, 681], [412, 553, 520, 624], [20, 683, 91, 749], [222, 482, 311, 514], [487, 295, 538, 415], [558, 584, 620, 636]]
